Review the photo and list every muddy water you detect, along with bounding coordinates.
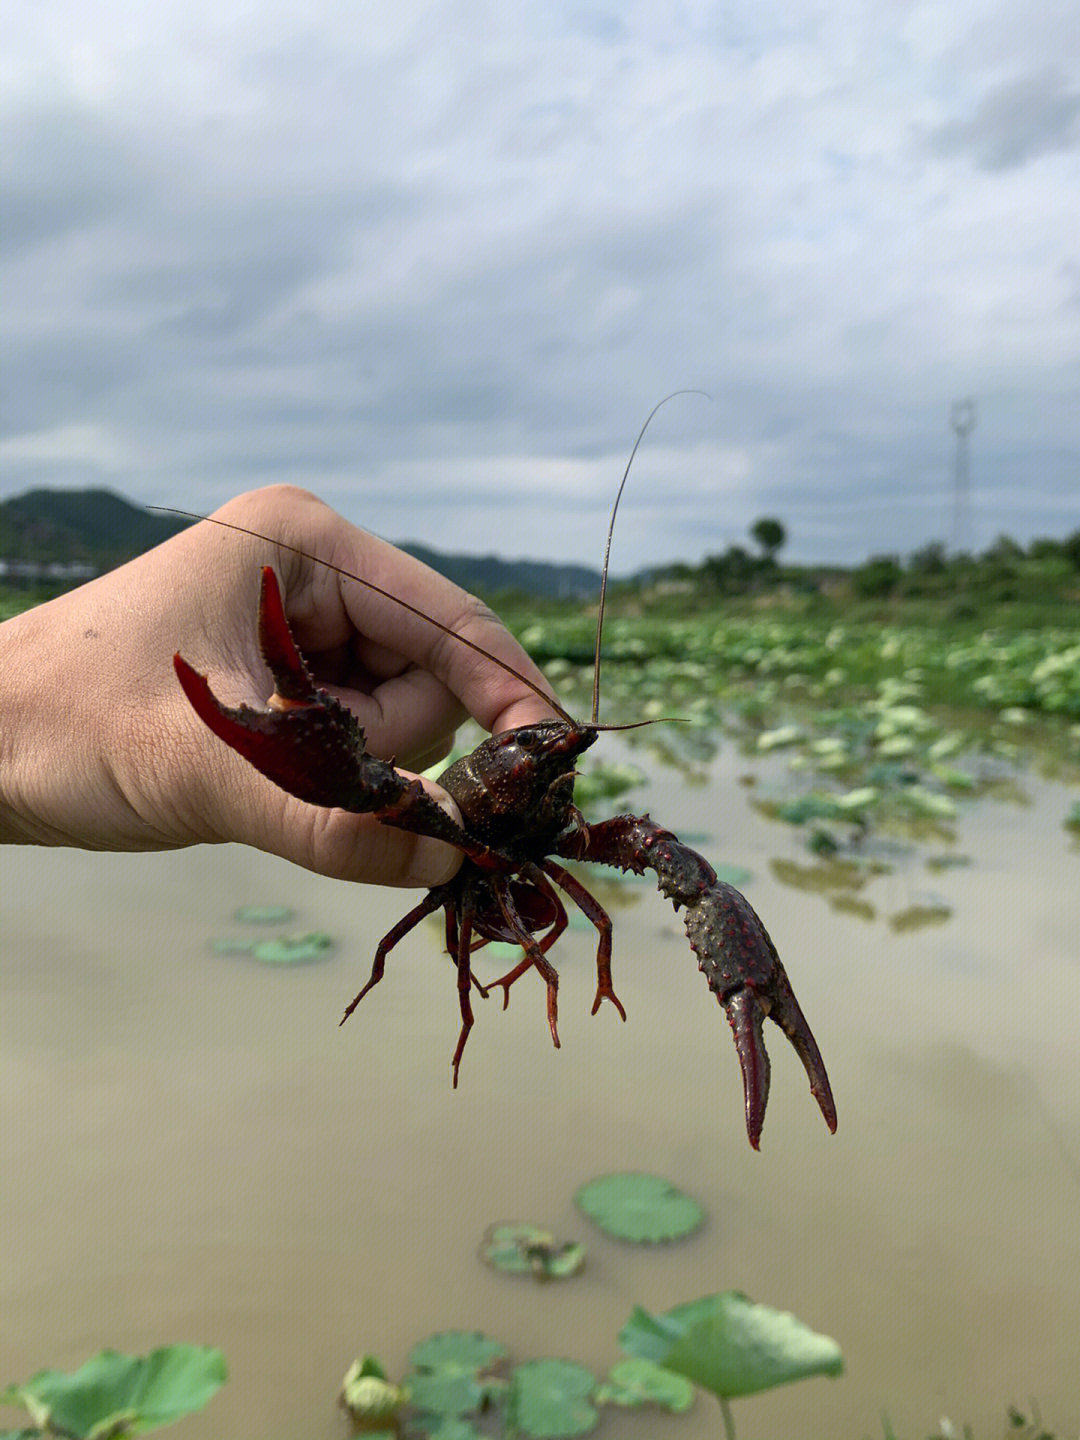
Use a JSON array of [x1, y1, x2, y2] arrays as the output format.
[[3, 745, 1078, 1439]]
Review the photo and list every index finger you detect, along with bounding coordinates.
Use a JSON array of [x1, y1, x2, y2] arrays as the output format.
[[272, 495, 568, 735]]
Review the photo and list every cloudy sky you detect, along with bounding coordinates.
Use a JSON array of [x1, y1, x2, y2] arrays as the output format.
[[3, 0, 1078, 570]]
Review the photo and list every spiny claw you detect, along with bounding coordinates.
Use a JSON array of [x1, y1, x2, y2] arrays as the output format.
[[254, 565, 320, 703], [689, 881, 837, 1148], [174, 568, 426, 820]]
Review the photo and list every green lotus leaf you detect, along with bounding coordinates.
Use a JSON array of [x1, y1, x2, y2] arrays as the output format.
[[422, 1421, 486, 1440], [3, 1346, 227, 1438], [711, 864, 752, 888], [876, 733, 916, 757], [574, 1173, 703, 1242], [407, 1332, 506, 1375], [234, 904, 295, 924], [508, 1360, 598, 1439], [406, 1370, 484, 1418], [930, 763, 975, 790], [833, 786, 879, 813], [757, 725, 803, 751], [480, 1223, 585, 1280], [774, 794, 841, 825], [595, 1359, 695, 1412], [925, 853, 973, 871], [619, 1291, 843, 1399], [250, 932, 333, 964], [899, 786, 957, 819], [482, 941, 525, 961], [889, 902, 952, 932]]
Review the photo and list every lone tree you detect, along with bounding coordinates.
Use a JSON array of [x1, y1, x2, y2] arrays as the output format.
[[750, 516, 786, 563]]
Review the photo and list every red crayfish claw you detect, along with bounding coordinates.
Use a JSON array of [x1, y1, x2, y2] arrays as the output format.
[[173, 568, 471, 853], [690, 881, 837, 1149]]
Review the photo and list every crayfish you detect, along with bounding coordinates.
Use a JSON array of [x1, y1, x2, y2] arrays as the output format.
[[169, 405, 836, 1148]]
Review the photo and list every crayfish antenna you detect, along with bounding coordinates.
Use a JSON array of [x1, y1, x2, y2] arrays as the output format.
[[590, 390, 710, 725]]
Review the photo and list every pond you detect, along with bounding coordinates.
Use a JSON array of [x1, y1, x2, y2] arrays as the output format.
[[2, 740, 1078, 1439]]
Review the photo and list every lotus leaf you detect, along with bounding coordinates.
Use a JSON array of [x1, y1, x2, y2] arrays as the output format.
[[595, 1358, 695, 1412], [407, 1333, 506, 1375], [508, 1360, 598, 1439], [234, 904, 295, 923], [574, 1173, 703, 1242], [619, 1290, 842, 1399], [1, 1346, 226, 1438], [250, 932, 333, 964], [711, 864, 752, 888], [480, 1223, 585, 1280]]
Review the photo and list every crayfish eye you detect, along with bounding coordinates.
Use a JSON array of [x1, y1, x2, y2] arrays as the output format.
[[512, 725, 545, 751]]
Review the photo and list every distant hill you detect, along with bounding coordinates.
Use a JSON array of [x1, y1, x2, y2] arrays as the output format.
[[0, 488, 193, 568], [402, 542, 599, 600], [0, 487, 601, 599]]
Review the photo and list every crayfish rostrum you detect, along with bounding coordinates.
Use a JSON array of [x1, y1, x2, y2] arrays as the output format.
[[169, 412, 836, 1149]]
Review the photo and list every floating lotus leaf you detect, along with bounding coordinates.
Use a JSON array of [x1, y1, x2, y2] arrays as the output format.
[[595, 1359, 695, 1412], [406, 1369, 485, 1418], [876, 734, 916, 757], [234, 904, 295, 924], [757, 725, 803, 751], [508, 1360, 598, 1439], [1, 1345, 226, 1438], [619, 1290, 843, 1399], [833, 786, 879, 813], [889, 902, 952, 933], [482, 941, 525, 962], [574, 1173, 703, 1242], [925, 853, 973, 871], [899, 786, 957, 819], [404, 1333, 506, 1426], [250, 932, 333, 964], [407, 1332, 506, 1375], [774, 794, 842, 825], [480, 1223, 585, 1280], [422, 1421, 486, 1440], [930, 763, 975, 791], [574, 762, 647, 811], [711, 863, 752, 888]]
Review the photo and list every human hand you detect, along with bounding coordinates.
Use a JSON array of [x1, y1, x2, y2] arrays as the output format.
[[0, 485, 560, 886]]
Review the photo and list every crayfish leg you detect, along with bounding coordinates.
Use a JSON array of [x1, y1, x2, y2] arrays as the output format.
[[491, 877, 561, 1050], [541, 860, 626, 1022], [340, 889, 445, 1027], [451, 908, 477, 1088], [486, 867, 568, 1009]]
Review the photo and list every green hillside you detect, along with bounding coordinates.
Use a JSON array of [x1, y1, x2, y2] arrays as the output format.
[[0, 488, 193, 567]]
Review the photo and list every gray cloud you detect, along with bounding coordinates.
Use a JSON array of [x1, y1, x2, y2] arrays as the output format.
[[927, 69, 1080, 170], [1, 1, 1078, 569]]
